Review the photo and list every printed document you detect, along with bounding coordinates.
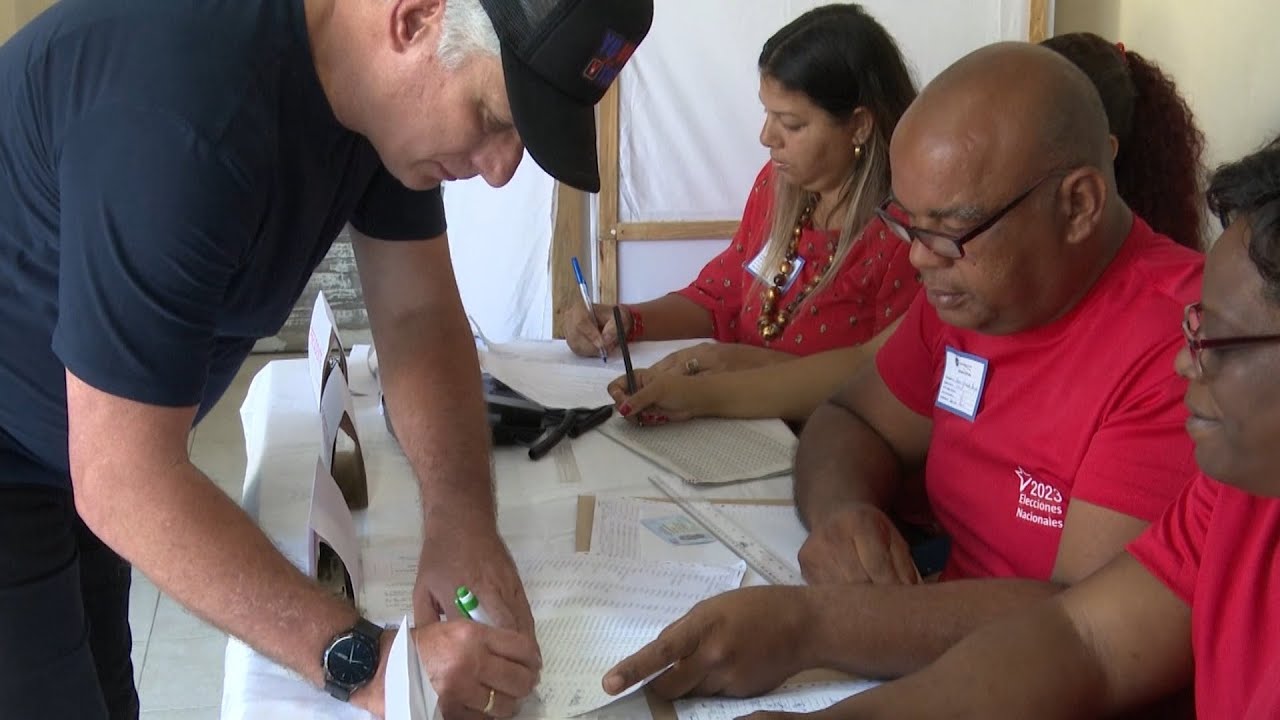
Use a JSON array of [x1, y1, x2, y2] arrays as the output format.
[[598, 417, 796, 485]]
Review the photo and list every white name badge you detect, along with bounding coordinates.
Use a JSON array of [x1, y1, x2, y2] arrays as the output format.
[[746, 248, 806, 292], [936, 346, 989, 421]]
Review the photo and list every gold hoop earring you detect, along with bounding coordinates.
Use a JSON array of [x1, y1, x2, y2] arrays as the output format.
[[853, 144, 864, 160]]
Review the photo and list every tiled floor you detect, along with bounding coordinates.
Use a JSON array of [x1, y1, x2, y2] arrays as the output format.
[[130, 354, 280, 719]]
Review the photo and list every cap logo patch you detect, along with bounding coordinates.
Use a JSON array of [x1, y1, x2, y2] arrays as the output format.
[[582, 29, 636, 89]]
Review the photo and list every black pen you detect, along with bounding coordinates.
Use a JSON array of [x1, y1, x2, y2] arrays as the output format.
[[567, 405, 613, 438], [613, 306, 636, 394]]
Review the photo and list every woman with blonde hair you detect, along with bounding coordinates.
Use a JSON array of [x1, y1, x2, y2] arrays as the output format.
[[564, 4, 919, 381]]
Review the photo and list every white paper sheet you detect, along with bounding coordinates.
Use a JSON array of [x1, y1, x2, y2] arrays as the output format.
[[307, 291, 341, 408], [309, 459, 363, 593], [477, 338, 713, 410], [598, 417, 796, 485], [361, 539, 421, 626], [386, 616, 441, 720], [589, 498, 806, 586], [348, 344, 380, 397], [673, 679, 880, 719], [319, 371, 356, 472], [483, 338, 706, 372], [480, 349, 619, 409]]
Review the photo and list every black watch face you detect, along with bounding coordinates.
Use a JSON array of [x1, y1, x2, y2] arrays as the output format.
[[325, 633, 378, 686]]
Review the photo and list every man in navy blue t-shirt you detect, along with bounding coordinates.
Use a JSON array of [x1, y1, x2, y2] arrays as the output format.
[[0, 0, 652, 716]]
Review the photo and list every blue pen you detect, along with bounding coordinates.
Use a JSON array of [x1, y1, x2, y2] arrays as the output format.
[[571, 257, 608, 362]]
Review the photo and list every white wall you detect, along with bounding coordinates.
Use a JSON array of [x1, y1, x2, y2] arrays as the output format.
[[1056, 0, 1280, 170]]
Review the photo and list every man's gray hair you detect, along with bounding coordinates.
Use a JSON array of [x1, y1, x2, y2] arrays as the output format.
[[437, 0, 501, 69]]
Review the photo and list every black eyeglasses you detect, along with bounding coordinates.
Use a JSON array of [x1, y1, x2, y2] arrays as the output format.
[[876, 172, 1064, 259], [1182, 302, 1280, 375]]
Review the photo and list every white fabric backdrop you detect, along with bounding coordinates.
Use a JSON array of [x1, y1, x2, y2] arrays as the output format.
[[445, 150, 555, 342], [445, 2, 1050, 332]]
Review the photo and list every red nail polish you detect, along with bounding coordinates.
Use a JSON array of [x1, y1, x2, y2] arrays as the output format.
[[619, 404, 632, 416]]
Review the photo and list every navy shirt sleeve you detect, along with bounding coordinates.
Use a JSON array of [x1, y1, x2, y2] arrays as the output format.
[[52, 105, 260, 408], [349, 167, 447, 241]]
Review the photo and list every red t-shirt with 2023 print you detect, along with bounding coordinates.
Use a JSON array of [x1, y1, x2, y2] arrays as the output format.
[[1129, 473, 1280, 720], [675, 163, 919, 355], [876, 216, 1202, 581]]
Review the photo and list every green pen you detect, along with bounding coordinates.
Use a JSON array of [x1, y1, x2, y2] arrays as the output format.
[[454, 585, 495, 626]]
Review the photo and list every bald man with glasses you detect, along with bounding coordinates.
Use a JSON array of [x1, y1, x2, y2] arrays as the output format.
[[599, 42, 1203, 706]]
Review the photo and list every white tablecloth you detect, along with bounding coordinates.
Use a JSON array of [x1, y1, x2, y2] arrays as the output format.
[[220, 358, 794, 719]]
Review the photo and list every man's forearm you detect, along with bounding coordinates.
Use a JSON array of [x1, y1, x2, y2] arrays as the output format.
[[792, 401, 902, 528], [804, 578, 1063, 679], [376, 307, 495, 524], [79, 462, 359, 689]]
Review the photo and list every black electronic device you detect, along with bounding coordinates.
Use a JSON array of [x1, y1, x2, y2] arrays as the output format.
[[383, 373, 612, 458]]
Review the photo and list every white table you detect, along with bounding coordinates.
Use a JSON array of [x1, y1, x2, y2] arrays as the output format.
[[220, 357, 795, 719]]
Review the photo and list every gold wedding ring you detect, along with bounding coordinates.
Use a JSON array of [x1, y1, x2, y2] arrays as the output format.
[[685, 357, 701, 374], [482, 688, 496, 715]]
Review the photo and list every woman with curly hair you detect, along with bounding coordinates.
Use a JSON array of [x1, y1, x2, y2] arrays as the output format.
[[1044, 32, 1208, 251]]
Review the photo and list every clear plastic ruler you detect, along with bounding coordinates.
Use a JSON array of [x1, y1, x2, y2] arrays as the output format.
[[647, 473, 805, 586]]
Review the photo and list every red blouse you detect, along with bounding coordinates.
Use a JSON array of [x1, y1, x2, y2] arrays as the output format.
[[675, 163, 919, 355]]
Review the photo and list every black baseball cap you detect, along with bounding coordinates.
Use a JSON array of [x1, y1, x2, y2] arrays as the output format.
[[478, 0, 654, 193]]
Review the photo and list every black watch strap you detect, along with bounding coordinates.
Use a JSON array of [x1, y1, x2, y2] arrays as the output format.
[[353, 617, 382, 643], [325, 678, 354, 703], [323, 618, 384, 702]]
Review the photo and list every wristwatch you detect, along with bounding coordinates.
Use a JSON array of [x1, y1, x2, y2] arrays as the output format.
[[322, 618, 383, 702]]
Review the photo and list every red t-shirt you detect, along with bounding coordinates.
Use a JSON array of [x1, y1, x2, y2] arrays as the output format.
[[876, 217, 1202, 581], [1129, 473, 1280, 720], [675, 164, 919, 355]]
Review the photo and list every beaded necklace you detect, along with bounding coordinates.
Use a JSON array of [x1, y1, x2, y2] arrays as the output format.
[[758, 195, 835, 341]]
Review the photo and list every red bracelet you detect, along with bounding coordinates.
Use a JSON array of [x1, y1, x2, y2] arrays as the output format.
[[621, 304, 644, 341]]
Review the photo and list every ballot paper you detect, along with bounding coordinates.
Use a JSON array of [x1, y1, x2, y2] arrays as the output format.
[[385, 616, 440, 720], [515, 554, 746, 718], [353, 547, 745, 719], [598, 417, 796, 485], [672, 679, 880, 719]]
